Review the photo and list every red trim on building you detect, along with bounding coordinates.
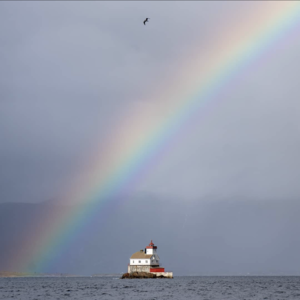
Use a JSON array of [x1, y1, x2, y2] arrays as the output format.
[[146, 240, 157, 249], [150, 268, 165, 272]]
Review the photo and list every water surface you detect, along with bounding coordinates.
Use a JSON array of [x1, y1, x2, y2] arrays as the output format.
[[1, 276, 300, 300]]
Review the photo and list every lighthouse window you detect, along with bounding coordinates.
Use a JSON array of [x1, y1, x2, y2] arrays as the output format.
[[132, 261, 134, 263], [139, 260, 141, 263]]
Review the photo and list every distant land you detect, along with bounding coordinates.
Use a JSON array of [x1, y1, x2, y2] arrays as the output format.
[[0, 271, 78, 278], [92, 274, 122, 277], [0, 271, 122, 278]]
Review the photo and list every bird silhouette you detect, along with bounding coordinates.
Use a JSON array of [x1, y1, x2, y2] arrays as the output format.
[[143, 18, 149, 25]]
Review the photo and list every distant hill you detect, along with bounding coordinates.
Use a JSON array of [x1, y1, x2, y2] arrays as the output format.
[[0, 271, 34, 277], [0, 271, 78, 277]]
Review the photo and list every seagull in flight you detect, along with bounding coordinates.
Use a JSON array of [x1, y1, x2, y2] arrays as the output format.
[[143, 18, 149, 25]]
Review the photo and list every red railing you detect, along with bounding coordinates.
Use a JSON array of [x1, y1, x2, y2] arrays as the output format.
[[150, 268, 165, 272]]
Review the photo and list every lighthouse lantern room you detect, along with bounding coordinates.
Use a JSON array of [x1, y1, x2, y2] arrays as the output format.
[[145, 240, 157, 255]]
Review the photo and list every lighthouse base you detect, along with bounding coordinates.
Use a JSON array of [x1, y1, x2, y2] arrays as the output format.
[[152, 272, 173, 278], [128, 265, 151, 273], [127, 265, 173, 278], [128, 265, 162, 273], [121, 272, 173, 279]]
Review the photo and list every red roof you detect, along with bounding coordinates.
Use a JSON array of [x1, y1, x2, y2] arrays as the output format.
[[146, 240, 157, 249]]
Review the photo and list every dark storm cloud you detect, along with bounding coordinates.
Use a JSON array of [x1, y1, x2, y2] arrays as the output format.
[[1, 197, 300, 275]]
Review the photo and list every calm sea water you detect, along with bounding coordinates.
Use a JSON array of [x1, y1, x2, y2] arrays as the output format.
[[1, 276, 300, 300]]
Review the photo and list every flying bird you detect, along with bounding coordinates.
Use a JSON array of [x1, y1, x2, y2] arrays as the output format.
[[143, 18, 149, 25]]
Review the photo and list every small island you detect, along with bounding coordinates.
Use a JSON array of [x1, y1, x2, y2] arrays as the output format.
[[121, 272, 171, 279], [121, 240, 173, 279]]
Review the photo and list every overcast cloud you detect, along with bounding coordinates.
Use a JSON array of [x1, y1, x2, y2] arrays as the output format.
[[1, 1, 300, 276], [1, 1, 300, 204]]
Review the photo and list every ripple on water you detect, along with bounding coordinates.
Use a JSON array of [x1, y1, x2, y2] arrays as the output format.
[[1, 276, 300, 300]]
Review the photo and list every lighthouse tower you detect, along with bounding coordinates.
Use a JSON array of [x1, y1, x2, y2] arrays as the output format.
[[145, 240, 159, 266], [145, 240, 157, 255]]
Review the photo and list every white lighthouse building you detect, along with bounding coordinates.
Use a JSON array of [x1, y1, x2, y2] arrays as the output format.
[[128, 240, 173, 278]]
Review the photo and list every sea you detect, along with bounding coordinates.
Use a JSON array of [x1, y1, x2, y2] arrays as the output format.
[[1, 276, 300, 300]]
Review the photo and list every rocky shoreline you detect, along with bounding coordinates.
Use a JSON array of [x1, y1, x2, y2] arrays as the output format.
[[121, 272, 171, 279]]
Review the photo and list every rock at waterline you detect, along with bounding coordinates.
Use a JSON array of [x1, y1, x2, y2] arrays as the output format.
[[121, 272, 170, 279]]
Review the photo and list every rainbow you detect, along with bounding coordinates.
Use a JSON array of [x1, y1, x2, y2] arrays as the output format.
[[10, 2, 300, 272]]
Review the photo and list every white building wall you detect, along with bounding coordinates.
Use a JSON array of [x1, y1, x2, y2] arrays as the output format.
[[130, 259, 151, 266], [146, 248, 157, 255]]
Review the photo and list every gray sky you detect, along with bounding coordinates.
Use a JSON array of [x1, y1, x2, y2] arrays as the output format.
[[1, 1, 300, 204], [1, 1, 300, 276]]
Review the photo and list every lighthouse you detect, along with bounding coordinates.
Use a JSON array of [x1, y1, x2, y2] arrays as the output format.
[[127, 240, 173, 278]]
